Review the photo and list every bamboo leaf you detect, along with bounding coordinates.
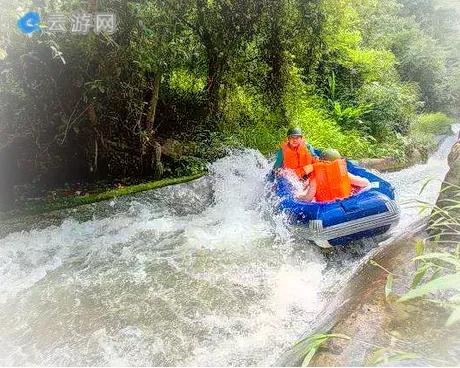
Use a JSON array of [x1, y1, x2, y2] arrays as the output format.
[[301, 347, 317, 367], [415, 240, 424, 257], [446, 306, 460, 327], [294, 333, 350, 366], [366, 348, 388, 366], [411, 263, 429, 289], [385, 352, 419, 364], [432, 234, 441, 248], [319, 333, 350, 340], [366, 349, 418, 366], [413, 253, 460, 267], [431, 268, 442, 281], [399, 274, 460, 302], [385, 274, 393, 298], [419, 179, 433, 195]]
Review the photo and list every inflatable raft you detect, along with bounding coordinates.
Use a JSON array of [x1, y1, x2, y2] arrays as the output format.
[[271, 157, 400, 248]]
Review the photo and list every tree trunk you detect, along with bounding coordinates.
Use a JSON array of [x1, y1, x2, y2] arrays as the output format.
[[87, 103, 99, 173], [146, 73, 160, 133], [264, 1, 288, 125], [144, 72, 163, 179], [206, 54, 224, 115]]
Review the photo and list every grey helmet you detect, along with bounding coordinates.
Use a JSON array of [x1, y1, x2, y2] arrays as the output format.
[[320, 148, 341, 161], [287, 127, 302, 137]]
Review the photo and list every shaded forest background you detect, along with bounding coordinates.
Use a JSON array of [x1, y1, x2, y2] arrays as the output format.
[[1, 0, 460, 210]]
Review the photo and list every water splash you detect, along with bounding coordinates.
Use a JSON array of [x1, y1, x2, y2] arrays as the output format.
[[0, 136, 457, 366]]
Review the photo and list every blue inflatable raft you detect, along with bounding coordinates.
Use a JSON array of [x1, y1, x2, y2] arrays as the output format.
[[271, 157, 400, 248]]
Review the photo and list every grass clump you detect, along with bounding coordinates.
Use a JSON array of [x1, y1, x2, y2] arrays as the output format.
[[413, 113, 454, 136]]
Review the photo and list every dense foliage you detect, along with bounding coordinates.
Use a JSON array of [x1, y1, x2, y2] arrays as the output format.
[[1, 0, 460, 209]]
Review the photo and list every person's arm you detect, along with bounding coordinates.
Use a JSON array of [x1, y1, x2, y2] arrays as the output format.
[[296, 165, 313, 177], [349, 173, 371, 187], [273, 149, 283, 170], [306, 143, 319, 162], [296, 177, 317, 202], [271, 149, 285, 177]]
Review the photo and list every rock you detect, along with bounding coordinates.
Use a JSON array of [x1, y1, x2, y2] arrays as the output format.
[[447, 141, 460, 167], [356, 157, 402, 172], [358, 135, 454, 173], [159, 138, 185, 159], [409, 148, 423, 163]]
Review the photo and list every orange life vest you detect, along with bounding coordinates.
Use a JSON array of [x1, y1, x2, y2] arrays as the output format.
[[281, 141, 314, 178], [313, 159, 352, 202]]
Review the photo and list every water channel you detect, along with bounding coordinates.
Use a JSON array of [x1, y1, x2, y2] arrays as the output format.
[[0, 131, 457, 366]]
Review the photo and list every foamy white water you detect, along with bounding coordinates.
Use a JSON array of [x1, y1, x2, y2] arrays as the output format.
[[383, 126, 459, 234], [0, 130, 457, 366]]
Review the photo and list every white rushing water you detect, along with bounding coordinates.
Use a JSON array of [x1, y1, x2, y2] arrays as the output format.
[[383, 130, 459, 234], [0, 131, 457, 366]]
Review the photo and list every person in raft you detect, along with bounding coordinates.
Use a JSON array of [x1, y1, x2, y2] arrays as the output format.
[[272, 127, 319, 180], [295, 148, 371, 202]]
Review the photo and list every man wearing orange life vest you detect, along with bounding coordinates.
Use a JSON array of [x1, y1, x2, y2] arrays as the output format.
[[295, 149, 371, 202], [273, 127, 319, 180]]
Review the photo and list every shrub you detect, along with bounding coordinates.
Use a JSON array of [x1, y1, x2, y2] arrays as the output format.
[[168, 68, 206, 94], [412, 112, 454, 135], [225, 121, 286, 155], [358, 81, 421, 139]]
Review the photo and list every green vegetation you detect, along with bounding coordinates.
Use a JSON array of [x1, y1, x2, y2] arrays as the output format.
[[399, 187, 460, 327], [1, 0, 460, 211], [413, 112, 455, 136], [292, 333, 351, 366], [364, 188, 460, 365], [366, 348, 419, 366]]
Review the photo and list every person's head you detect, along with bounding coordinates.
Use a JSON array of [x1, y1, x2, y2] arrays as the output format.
[[287, 127, 303, 148], [320, 148, 341, 161]]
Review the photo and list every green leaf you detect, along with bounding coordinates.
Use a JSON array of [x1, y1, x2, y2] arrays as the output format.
[[293, 333, 350, 366], [411, 263, 429, 289], [385, 274, 393, 298], [419, 178, 434, 195], [366, 349, 418, 366], [385, 352, 419, 364], [415, 240, 424, 257], [446, 306, 460, 326], [366, 348, 388, 366], [413, 253, 460, 267], [431, 268, 442, 281], [399, 273, 460, 302], [301, 347, 317, 367]]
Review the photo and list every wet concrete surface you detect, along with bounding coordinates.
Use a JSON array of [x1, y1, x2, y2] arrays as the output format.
[[308, 229, 460, 367]]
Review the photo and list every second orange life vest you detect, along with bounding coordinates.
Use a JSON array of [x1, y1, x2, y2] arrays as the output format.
[[313, 159, 352, 202], [281, 141, 314, 178]]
